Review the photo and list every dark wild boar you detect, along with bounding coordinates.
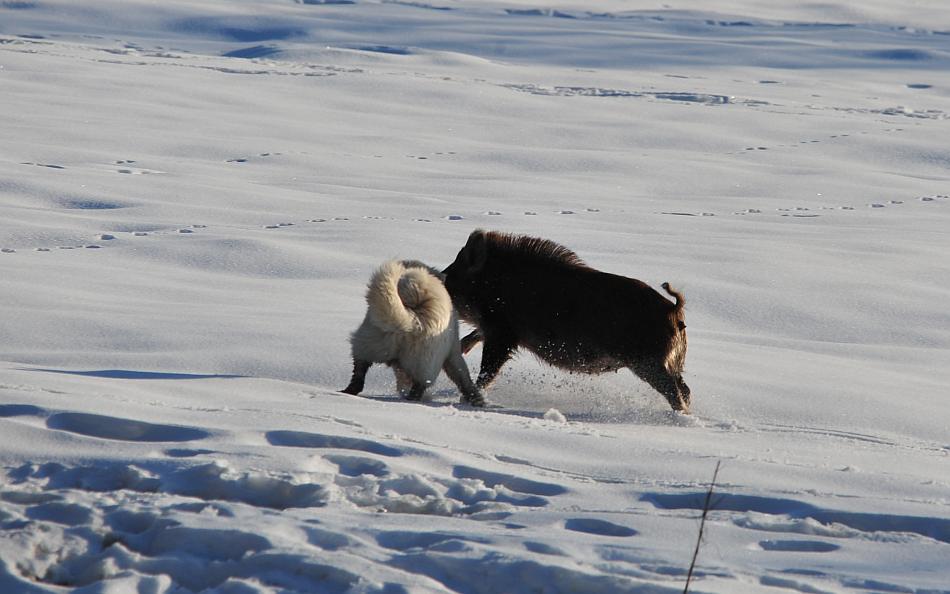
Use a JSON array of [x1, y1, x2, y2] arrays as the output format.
[[442, 230, 691, 412]]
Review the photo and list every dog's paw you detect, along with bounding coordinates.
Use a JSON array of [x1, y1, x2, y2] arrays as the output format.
[[462, 392, 487, 407]]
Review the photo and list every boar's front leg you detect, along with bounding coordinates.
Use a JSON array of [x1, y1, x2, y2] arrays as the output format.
[[460, 329, 483, 355], [476, 333, 517, 390]]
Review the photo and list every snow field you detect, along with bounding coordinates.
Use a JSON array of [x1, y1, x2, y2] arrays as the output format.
[[2, 1, 949, 592]]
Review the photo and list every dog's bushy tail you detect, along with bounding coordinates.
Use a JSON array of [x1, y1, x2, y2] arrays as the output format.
[[366, 260, 453, 336]]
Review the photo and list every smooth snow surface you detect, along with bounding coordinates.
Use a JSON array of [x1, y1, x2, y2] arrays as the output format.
[[1, 1, 948, 592]]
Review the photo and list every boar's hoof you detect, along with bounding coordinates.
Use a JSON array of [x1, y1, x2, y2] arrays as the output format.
[[669, 398, 690, 414]]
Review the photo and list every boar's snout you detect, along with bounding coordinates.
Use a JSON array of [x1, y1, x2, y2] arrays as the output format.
[[441, 263, 458, 293], [441, 255, 472, 297]]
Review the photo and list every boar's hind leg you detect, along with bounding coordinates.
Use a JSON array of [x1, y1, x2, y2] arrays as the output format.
[[341, 359, 372, 395], [476, 334, 517, 390], [676, 376, 691, 409], [629, 359, 689, 412]]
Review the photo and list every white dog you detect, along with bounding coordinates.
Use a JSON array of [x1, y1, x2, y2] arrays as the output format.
[[341, 260, 484, 405]]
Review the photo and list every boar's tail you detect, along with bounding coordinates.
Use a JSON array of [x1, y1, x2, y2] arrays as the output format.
[[661, 282, 685, 315], [661, 283, 688, 374]]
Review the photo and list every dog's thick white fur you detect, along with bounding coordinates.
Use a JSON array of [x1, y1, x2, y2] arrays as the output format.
[[342, 260, 483, 405]]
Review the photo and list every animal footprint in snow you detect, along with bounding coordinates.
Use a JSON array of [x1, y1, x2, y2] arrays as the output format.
[[407, 151, 457, 160], [867, 201, 907, 208], [47, 411, 211, 442], [165, 448, 216, 458], [21, 162, 66, 170], [227, 152, 281, 164], [266, 430, 403, 457], [446, 214, 464, 221], [452, 465, 568, 496], [564, 518, 637, 537], [759, 539, 840, 553], [778, 207, 818, 218], [114, 160, 164, 174], [323, 454, 390, 477]]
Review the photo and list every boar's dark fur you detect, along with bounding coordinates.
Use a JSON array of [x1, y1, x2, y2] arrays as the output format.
[[443, 229, 691, 412]]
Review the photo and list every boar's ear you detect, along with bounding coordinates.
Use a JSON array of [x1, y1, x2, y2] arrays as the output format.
[[462, 229, 489, 273]]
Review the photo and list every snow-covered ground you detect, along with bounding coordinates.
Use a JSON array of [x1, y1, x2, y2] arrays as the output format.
[[2, 1, 949, 592]]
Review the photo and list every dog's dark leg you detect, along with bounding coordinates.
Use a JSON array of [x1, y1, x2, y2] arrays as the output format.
[[460, 329, 483, 355], [628, 359, 689, 412], [442, 351, 485, 407], [476, 334, 517, 390], [404, 380, 427, 401], [341, 359, 371, 395], [391, 363, 413, 398]]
